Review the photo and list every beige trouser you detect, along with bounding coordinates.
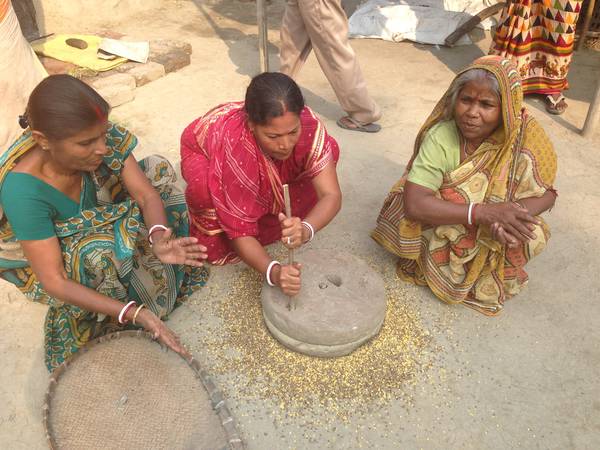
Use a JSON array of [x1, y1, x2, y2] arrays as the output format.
[[279, 0, 381, 124]]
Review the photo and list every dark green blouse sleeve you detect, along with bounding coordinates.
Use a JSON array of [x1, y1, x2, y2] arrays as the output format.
[[0, 175, 56, 241]]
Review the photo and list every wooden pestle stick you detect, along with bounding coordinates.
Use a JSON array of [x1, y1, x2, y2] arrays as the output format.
[[283, 184, 295, 309], [283, 184, 294, 265]]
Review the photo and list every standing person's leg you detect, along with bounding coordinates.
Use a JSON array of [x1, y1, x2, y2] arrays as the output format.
[[539, 0, 582, 114], [297, 0, 381, 131], [490, 0, 581, 115], [279, 0, 313, 78]]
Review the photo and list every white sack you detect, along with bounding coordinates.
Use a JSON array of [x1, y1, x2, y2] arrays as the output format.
[[348, 0, 499, 45]]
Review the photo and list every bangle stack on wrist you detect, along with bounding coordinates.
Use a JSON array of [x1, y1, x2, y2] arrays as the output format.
[[301, 220, 315, 243], [266, 260, 281, 286], [148, 224, 168, 246], [132, 304, 146, 325], [467, 203, 479, 226], [118, 301, 137, 324]]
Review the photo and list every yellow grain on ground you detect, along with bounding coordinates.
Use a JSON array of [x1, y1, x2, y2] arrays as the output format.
[[195, 266, 437, 422]]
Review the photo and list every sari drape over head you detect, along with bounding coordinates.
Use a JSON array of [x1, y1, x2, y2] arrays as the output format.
[[372, 56, 557, 315], [181, 102, 339, 264]]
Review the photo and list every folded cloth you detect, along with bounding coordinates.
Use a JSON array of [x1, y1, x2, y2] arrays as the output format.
[[32, 34, 127, 71]]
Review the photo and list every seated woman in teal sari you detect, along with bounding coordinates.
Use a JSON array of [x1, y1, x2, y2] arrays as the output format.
[[0, 75, 208, 371]]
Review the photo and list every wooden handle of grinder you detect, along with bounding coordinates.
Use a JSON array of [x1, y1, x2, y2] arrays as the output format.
[[283, 184, 294, 265]]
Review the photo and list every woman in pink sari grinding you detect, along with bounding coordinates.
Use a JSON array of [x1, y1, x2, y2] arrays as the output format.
[[181, 73, 341, 296]]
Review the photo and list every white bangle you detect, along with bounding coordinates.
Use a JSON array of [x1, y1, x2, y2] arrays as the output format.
[[467, 203, 475, 225], [148, 224, 168, 245], [266, 260, 281, 287], [301, 221, 315, 243], [118, 300, 137, 324]]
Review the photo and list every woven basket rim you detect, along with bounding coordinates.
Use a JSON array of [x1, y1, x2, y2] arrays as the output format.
[[42, 329, 244, 450]]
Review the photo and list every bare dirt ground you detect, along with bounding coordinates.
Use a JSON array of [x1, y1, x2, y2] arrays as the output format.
[[1, 1, 599, 449]]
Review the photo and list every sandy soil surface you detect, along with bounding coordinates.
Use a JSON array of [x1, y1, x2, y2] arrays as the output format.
[[2, 1, 600, 449]]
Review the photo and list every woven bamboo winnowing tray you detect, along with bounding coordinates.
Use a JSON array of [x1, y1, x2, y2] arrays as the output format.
[[43, 330, 244, 450]]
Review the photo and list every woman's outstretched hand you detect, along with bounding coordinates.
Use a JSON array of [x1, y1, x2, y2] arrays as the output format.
[[273, 262, 302, 296], [136, 308, 191, 359], [279, 213, 304, 250], [477, 202, 538, 242], [152, 228, 207, 266]]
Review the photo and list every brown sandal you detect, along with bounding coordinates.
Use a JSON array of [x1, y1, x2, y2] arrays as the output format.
[[545, 94, 568, 115], [336, 116, 381, 133]]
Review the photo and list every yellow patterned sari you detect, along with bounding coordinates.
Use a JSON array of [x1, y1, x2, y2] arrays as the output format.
[[372, 56, 557, 315]]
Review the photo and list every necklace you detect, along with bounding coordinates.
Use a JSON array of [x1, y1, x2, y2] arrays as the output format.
[[460, 138, 468, 160], [90, 169, 100, 187], [461, 137, 477, 158]]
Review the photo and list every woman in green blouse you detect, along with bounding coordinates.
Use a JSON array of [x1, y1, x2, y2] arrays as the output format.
[[0, 75, 208, 371]]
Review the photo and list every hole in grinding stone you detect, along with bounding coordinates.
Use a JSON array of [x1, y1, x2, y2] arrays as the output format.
[[318, 282, 328, 289], [326, 274, 342, 287]]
